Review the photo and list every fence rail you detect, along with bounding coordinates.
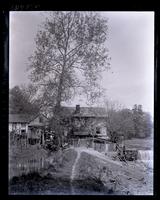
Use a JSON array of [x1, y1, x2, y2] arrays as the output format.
[[68, 138, 116, 152]]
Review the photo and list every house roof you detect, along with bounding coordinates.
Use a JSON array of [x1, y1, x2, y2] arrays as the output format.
[[9, 107, 107, 123], [9, 114, 35, 123], [61, 107, 107, 118], [9, 113, 49, 124], [28, 122, 45, 127]]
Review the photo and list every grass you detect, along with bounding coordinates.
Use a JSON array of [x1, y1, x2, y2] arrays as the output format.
[[9, 172, 71, 195], [9, 147, 121, 195], [124, 138, 153, 150], [9, 147, 78, 194], [9, 138, 153, 195], [9, 171, 119, 195], [42, 148, 77, 179]]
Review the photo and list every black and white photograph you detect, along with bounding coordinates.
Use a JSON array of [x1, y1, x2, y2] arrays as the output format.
[[9, 11, 154, 195]]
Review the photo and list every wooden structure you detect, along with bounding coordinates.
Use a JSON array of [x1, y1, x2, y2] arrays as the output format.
[[9, 113, 48, 146]]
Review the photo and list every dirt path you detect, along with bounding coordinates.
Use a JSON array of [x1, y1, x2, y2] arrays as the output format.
[[70, 148, 82, 194], [70, 150, 81, 181]]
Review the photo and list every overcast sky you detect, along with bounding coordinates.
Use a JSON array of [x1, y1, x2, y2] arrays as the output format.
[[9, 11, 154, 116]]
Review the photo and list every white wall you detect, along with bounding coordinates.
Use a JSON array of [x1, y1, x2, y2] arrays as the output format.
[[9, 122, 28, 133]]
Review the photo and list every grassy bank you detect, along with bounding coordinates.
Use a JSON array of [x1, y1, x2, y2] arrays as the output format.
[[124, 138, 153, 150], [9, 139, 153, 195]]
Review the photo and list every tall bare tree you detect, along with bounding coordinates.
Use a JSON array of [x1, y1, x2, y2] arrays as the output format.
[[104, 100, 125, 141], [28, 12, 110, 146]]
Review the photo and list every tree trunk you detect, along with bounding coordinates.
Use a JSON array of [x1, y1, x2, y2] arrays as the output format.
[[52, 64, 66, 149]]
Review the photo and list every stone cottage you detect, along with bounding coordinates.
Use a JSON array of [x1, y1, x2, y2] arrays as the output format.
[[60, 105, 108, 139]]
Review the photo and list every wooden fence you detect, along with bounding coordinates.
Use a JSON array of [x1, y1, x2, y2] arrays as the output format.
[[68, 138, 116, 153]]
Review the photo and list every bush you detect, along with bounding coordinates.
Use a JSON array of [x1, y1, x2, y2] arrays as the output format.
[[74, 177, 104, 192]]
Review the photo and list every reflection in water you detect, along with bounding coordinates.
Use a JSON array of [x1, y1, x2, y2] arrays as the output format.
[[9, 157, 46, 179]]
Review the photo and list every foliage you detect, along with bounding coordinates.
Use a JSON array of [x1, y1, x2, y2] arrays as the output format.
[[105, 101, 153, 140], [27, 11, 110, 109], [9, 85, 40, 114], [132, 104, 153, 138], [27, 11, 110, 148]]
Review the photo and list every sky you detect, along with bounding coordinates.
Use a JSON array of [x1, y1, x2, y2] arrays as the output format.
[[9, 11, 154, 117]]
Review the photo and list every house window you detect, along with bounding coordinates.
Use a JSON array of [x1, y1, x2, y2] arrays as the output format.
[[21, 124, 26, 129], [21, 129, 26, 134], [96, 127, 101, 134], [39, 117, 43, 123], [74, 118, 81, 128]]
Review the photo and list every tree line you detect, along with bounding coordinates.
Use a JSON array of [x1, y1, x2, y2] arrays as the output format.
[[9, 85, 153, 140], [9, 85, 40, 115], [105, 102, 153, 141]]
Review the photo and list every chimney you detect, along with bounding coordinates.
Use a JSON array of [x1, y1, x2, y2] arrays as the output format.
[[75, 105, 80, 113]]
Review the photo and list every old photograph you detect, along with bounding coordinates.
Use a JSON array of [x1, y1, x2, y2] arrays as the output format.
[[9, 11, 154, 195]]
